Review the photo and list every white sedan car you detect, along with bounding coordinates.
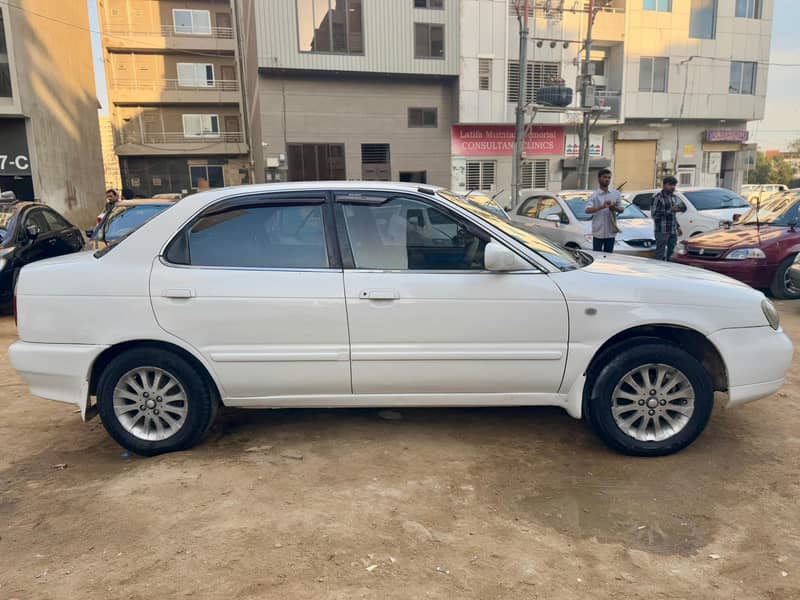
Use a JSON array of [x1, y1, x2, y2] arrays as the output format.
[[9, 182, 793, 457], [627, 187, 752, 240], [513, 190, 656, 255]]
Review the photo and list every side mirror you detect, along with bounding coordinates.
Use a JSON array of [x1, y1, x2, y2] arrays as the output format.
[[545, 214, 561, 224], [485, 241, 532, 272], [25, 225, 40, 240]]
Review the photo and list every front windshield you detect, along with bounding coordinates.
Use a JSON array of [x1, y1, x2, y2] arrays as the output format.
[[737, 192, 800, 226], [683, 189, 750, 211], [565, 198, 646, 221], [104, 204, 172, 243], [440, 191, 581, 271]]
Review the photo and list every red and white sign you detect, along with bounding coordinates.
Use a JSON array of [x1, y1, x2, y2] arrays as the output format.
[[451, 125, 564, 157]]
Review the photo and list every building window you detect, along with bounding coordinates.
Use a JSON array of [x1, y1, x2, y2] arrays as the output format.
[[735, 0, 762, 19], [643, 0, 671, 12], [400, 171, 427, 183], [638, 57, 669, 92], [172, 9, 212, 35], [408, 107, 438, 128], [689, 0, 717, 39], [297, 0, 363, 54], [729, 61, 757, 95], [189, 165, 224, 189], [465, 161, 496, 192], [182, 114, 220, 138], [507, 61, 561, 103], [479, 58, 492, 90], [521, 161, 549, 189], [0, 9, 11, 98], [414, 0, 443, 8], [177, 63, 214, 87], [361, 144, 391, 180], [287, 143, 346, 181], [414, 23, 444, 58]]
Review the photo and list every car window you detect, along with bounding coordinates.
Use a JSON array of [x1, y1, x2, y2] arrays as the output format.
[[104, 204, 172, 243], [632, 193, 655, 211], [41, 209, 70, 231], [186, 204, 329, 269], [24, 210, 52, 234], [618, 202, 647, 219], [339, 195, 487, 270], [518, 197, 540, 218], [738, 193, 800, 226], [536, 198, 561, 220], [683, 189, 750, 211]]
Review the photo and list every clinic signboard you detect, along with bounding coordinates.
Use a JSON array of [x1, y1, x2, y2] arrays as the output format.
[[451, 125, 565, 157], [0, 119, 31, 176], [704, 129, 749, 143]]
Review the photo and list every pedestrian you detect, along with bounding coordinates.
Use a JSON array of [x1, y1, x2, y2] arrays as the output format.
[[105, 189, 118, 212], [651, 176, 686, 261], [585, 168, 624, 253]]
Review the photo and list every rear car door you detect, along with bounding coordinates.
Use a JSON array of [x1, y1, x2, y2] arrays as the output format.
[[150, 192, 351, 402], [335, 190, 568, 396]]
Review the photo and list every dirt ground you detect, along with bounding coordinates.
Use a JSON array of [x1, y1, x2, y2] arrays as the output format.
[[1, 306, 800, 600]]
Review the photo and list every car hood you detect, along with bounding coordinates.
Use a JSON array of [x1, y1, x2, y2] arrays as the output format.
[[578, 218, 654, 240], [685, 225, 789, 248], [697, 207, 749, 221], [552, 252, 764, 313]]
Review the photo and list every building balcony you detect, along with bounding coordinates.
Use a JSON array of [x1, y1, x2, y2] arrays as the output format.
[[103, 26, 236, 53], [109, 78, 241, 105], [115, 131, 248, 156]]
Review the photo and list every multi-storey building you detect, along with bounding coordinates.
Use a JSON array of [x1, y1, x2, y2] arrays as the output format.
[[257, 0, 459, 187], [98, 0, 263, 197], [0, 1, 105, 224], [458, 0, 771, 200]]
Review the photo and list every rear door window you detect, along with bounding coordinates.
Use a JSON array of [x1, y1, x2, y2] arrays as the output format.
[[632, 193, 655, 212]]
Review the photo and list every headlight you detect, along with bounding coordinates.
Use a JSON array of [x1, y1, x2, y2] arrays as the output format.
[[726, 248, 766, 260], [762, 299, 780, 330], [584, 234, 593, 243], [677, 244, 687, 255]]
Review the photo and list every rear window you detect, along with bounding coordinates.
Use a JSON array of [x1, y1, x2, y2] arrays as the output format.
[[684, 190, 750, 211], [104, 204, 172, 243]]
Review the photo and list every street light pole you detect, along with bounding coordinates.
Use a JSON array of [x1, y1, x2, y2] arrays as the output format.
[[511, 0, 529, 210], [579, 0, 596, 190]]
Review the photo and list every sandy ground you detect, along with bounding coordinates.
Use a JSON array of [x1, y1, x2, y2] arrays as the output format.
[[1, 305, 800, 600]]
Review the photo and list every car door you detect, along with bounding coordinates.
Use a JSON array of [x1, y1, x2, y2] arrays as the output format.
[[334, 190, 569, 396], [515, 195, 568, 247], [631, 192, 656, 216], [39, 208, 84, 255], [16, 208, 56, 266], [149, 192, 351, 402]]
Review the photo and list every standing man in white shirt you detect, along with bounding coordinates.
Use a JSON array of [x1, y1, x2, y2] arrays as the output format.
[[585, 168, 624, 253]]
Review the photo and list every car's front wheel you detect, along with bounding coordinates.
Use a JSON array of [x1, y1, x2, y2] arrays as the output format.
[[97, 348, 217, 456], [586, 341, 714, 456], [770, 255, 800, 300]]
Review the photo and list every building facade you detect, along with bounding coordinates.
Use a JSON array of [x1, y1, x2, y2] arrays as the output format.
[[98, 0, 263, 198], [0, 1, 105, 225], [458, 0, 771, 203], [256, 0, 459, 187]]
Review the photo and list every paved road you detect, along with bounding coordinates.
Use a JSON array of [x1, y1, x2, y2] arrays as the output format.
[[1, 307, 799, 599]]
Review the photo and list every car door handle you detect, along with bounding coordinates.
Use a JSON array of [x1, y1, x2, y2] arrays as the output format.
[[359, 289, 400, 301], [162, 288, 195, 299]]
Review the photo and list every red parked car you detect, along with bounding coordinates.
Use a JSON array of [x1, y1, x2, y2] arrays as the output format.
[[674, 190, 800, 299]]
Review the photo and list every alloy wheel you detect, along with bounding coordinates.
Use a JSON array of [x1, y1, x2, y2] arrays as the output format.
[[112, 367, 188, 441]]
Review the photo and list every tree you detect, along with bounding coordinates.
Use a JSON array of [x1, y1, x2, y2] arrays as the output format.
[[748, 152, 795, 186], [772, 157, 795, 186], [749, 152, 772, 184]]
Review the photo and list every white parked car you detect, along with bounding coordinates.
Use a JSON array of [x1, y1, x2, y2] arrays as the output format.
[[9, 183, 792, 457], [513, 189, 656, 255], [627, 187, 751, 241]]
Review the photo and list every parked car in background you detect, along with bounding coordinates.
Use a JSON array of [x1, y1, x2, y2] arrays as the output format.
[[674, 190, 800, 299], [10, 182, 792, 458], [741, 184, 788, 206], [0, 199, 83, 304], [627, 187, 751, 241], [447, 190, 510, 221], [512, 189, 656, 256], [91, 199, 180, 250]]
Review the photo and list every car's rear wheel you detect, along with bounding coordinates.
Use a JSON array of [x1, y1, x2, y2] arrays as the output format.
[[770, 255, 800, 300], [586, 341, 714, 456], [97, 348, 217, 456]]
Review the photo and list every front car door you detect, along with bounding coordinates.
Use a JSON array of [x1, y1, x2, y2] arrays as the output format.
[[334, 190, 568, 398], [149, 192, 351, 403], [39, 208, 84, 255], [16, 209, 55, 266]]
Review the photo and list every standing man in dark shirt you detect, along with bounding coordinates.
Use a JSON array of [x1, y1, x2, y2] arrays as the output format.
[[651, 176, 686, 261]]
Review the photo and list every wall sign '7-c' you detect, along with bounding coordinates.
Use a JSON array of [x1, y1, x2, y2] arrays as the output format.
[[0, 154, 30, 173]]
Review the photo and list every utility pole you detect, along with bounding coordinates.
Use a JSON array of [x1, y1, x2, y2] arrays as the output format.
[[511, 0, 529, 210], [579, 0, 596, 190]]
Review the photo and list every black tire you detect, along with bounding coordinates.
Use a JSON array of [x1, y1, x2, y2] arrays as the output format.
[[770, 255, 800, 300], [585, 340, 714, 457], [97, 348, 217, 456]]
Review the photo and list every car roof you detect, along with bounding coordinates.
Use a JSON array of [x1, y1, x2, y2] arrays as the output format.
[[114, 198, 179, 207]]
